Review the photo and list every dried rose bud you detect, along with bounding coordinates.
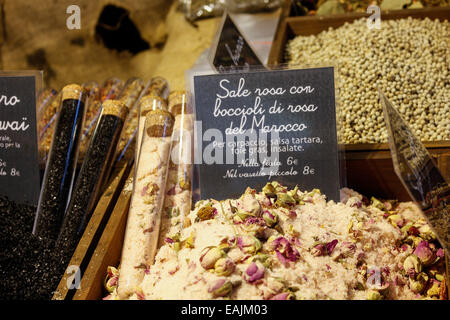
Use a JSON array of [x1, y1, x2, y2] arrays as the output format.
[[237, 235, 261, 255], [199, 247, 225, 270], [405, 235, 423, 248], [104, 266, 119, 293], [413, 241, 435, 266], [269, 237, 300, 265], [418, 224, 436, 241], [262, 182, 277, 198], [388, 214, 405, 228], [105, 275, 118, 293], [366, 267, 390, 292], [214, 257, 235, 276], [250, 253, 272, 268], [409, 272, 428, 294], [403, 254, 422, 278], [311, 243, 327, 257], [370, 197, 385, 211], [275, 193, 296, 208], [262, 210, 277, 227], [238, 194, 261, 216], [244, 261, 265, 284], [106, 266, 119, 278], [197, 204, 217, 221], [208, 279, 233, 297], [426, 279, 441, 297], [287, 186, 300, 203], [366, 289, 383, 300], [261, 197, 272, 207], [269, 292, 292, 300], [326, 239, 338, 255]]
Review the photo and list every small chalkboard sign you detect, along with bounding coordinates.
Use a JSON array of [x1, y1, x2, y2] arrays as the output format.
[[380, 91, 449, 256], [193, 67, 340, 202], [0, 71, 42, 206], [210, 13, 264, 73]]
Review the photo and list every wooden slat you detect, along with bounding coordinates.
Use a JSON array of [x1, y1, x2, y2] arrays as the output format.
[[72, 170, 134, 300], [52, 162, 130, 300]]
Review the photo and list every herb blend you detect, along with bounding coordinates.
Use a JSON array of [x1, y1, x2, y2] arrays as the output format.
[[56, 100, 128, 255], [118, 109, 174, 299], [33, 84, 86, 241]]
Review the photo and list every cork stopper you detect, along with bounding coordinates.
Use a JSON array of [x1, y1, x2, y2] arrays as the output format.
[[145, 109, 174, 138], [139, 95, 167, 116], [62, 84, 86, 102], [168, 91, 186, 115], [101, 100, 129, 120], [145, 76, 168, 97]]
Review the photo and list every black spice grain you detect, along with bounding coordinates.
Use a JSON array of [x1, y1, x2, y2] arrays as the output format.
[[33, 84, 86, 241], [56, 100, 128, 257], [0, 197, 62, 300]]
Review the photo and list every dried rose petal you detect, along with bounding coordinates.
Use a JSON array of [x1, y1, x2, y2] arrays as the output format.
[[244, 216, 266, 226], [244, 262, 265, 283], [136, 291, 145, 300], [269, 292, 290, 300], [326, 239, 338, 254]]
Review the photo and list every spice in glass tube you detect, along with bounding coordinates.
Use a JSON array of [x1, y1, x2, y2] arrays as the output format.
[[33, 84, 86, 241], [117, 109, 174, 299], [158, 91, 194, 247], [136, 95, 167, 158], [56, 100, 129, 255]]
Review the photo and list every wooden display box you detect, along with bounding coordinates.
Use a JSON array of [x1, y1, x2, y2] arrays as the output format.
[[267, 5, 450, 198]]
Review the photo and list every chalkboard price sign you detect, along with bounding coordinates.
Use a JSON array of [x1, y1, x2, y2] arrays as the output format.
[[210, 13, 264, 73], [381, 91, 449, 256], [0, 72, 41, 206], [193, 67, 340, 202]]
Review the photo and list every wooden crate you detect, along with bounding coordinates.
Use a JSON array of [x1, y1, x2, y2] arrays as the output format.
[[268, 6, 450, 66], [267, 5, 450, 199]]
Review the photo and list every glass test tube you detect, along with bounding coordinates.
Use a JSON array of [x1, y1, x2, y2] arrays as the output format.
[[136, 95, 167, 160], [114, 78, 146, 161], [143, 76, 169, 99], [33, 84, 86, 241], [56, 100, 129, 256], [158, 91, 194, 247], [117, 109, 175, 300]]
